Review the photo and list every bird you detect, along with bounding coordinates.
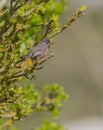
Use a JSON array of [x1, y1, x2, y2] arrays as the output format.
[[19, 37, 53, 62]]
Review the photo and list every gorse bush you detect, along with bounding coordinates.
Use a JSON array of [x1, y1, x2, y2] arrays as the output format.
[[0, 0, 86, 129]]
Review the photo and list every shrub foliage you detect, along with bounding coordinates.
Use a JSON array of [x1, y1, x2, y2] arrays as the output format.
[[0, 0, 86, 129]]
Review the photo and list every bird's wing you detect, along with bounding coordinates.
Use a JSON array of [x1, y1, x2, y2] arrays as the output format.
[[29, 43, 46, 58]]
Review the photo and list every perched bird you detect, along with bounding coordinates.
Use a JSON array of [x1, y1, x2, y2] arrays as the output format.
[[20, 38, 52, 62]]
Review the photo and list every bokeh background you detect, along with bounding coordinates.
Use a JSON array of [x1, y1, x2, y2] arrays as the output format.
[[16, 0, 103, 129]]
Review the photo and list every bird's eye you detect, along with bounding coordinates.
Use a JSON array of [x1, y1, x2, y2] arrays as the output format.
[[42, 38, 50, 43], [46, 39, 50, 43]]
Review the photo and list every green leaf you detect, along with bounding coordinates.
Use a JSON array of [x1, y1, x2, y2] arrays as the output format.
[[36, 119, 65, 130], [19, 42, 27, 53], [52, 108, 60, 118]]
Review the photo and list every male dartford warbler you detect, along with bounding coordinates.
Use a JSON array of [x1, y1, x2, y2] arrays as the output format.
[[20, 37, 53, 62]]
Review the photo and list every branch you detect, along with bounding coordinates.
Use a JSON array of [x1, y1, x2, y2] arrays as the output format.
[[0, 119, 13, 129], [49, 5, 87, 39], [43, 20, 54, 38], [23, 2, 44, 18], [0, 0, 7, 10]]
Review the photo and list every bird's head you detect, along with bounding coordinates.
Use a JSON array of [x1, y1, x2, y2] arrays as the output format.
[[42, 38, 53, 46]]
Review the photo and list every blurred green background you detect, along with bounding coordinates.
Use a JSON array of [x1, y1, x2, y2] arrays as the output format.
[[15, 0, 103, 129]]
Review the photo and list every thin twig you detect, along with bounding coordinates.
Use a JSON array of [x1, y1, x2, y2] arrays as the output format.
[[49, 7, 86, 39], [43, 20, 53, 38], [23, 1, 44, 18], [9, 0, 13, 14]]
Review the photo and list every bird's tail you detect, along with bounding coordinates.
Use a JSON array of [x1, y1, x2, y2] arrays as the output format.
[[16, 54, 30, 64], [20, 54, 30, 61]]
